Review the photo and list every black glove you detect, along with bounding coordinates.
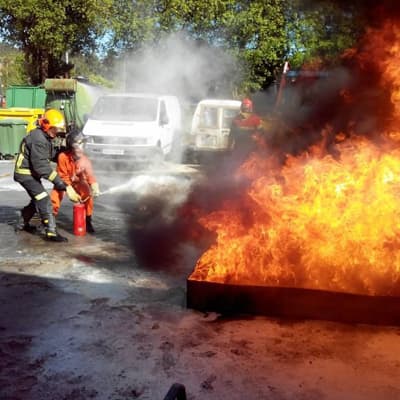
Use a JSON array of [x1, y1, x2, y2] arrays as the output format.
[[53, 179, 67, 191]]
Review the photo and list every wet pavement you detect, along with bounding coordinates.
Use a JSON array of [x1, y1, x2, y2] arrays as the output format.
[[1, 160, 400, 400]]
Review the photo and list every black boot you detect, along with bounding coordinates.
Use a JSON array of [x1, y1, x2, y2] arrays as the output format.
[[86, 215, 95, 234], [16, 215, 37, 233], [15, 203, 37, 233], [44, 231, 68, 242], [42, 214, 68, 242]]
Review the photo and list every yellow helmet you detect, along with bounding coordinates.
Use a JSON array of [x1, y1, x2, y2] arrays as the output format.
[[40, 109, 66, 133]]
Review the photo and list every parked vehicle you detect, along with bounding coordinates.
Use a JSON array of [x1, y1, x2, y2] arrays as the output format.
[[187, 99, 241, 159], [0, 78, 103, 158], [82, 93, 182, 163]]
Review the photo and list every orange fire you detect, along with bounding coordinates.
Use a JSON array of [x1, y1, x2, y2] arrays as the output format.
[[190, 21, 400, 296]]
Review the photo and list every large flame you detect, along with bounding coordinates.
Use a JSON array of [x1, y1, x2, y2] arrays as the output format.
[[190, 21, 400, 296]]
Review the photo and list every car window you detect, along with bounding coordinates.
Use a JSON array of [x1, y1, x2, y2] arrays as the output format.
[[199, 106, 219, 129], [222, 108, 239, 129]]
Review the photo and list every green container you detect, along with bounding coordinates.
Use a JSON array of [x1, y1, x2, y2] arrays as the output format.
[[6, 86, 46, 108], [46, 80, 103, 131], [0, 119, 28, 157]]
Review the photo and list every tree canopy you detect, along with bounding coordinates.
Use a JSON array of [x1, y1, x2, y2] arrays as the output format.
[[285, 0, 366, 69], [0, 43, 27, 88], [0, 0, 113, 84], [0, 0, 368, 93]]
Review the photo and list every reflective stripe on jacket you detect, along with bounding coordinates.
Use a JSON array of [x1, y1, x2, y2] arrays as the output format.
[[14, 128, 60, 182]]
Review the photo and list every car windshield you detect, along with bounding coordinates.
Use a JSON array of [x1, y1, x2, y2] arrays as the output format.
[[91, 97, 158, 121]]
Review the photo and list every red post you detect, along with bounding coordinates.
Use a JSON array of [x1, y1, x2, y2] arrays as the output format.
[[73, 203, 86, 236], [274, 61, 290, 110]]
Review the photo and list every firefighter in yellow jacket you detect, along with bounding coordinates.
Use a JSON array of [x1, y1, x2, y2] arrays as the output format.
[[13, 109, 79, 242]]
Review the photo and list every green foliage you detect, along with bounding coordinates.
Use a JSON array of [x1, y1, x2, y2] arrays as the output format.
[[106, 0, 158, 52], [117, 0, 288, 94], [0, 0, 113, 83], [69, 54, 114, 88], [0, 0, 368, 93], [0, 44, 28, 88], [285, 0, 366, 69], [86, 74, 114, 89], [217, 0, 287, 93]]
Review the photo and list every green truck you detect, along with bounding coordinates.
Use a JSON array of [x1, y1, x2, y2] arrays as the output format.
[[0, 78, 104, 159]]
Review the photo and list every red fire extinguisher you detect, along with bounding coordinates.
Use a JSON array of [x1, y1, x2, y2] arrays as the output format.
[[73, 203, 86, 236]]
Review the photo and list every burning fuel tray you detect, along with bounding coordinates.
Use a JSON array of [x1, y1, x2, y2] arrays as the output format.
[[187, 278, 400, 326]]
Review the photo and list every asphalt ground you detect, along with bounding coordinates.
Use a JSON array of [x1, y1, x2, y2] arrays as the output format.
[[1, 160, 400, 400]]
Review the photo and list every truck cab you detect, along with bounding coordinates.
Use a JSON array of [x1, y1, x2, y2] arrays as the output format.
[[82, 93, 182, 164]]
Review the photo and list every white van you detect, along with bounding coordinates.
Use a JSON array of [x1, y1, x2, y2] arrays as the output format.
[[83, 93, 182, 163], [189, 99, 241, 155]]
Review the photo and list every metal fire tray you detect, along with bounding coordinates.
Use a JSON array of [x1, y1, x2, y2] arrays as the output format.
[[187, 278, 400, 326]]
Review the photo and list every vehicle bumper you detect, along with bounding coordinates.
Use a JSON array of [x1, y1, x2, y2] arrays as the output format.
[[85, 143, 163, 162]]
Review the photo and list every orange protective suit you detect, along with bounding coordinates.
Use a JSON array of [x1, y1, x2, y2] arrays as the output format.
[[229, 111, 263, 164], [51, 151, 97, 217]]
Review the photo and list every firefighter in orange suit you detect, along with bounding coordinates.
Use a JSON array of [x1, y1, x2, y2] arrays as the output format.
[[230, 98, 263, 162], [232, 98, 262, 131], [50, 131, 100, 233], [14, 109, 69, 242]]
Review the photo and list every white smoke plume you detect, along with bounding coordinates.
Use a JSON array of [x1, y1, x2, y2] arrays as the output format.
[[102, 173, 196, 223], [87, 35, 243, 271], [114, 33, 238, 101], [90, 33, 240, 237]]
